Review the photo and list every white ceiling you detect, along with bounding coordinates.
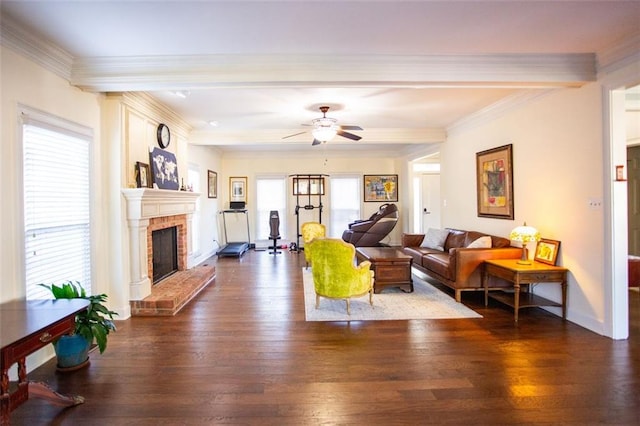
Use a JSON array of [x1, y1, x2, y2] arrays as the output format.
[[1, 1, 639, 153]]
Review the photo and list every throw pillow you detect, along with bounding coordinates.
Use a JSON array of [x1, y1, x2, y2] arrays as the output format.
[[421, 228, 449, 251], [467, 235, 492, 248]]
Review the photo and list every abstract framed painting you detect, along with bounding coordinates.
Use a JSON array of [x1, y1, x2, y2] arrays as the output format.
[[476, 144, 514, 220]]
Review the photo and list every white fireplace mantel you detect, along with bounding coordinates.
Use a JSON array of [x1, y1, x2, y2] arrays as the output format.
[[121, 188, 200, 300], [121, 188, 200, 220]]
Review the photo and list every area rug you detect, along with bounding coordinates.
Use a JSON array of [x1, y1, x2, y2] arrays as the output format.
[[303, 268, 482, 321]]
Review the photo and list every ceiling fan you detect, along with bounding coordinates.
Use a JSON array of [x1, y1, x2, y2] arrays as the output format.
[[283, 106, 363, 146]]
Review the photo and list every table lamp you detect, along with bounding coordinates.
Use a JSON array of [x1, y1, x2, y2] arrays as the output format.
[[509, 222, 540, 265]]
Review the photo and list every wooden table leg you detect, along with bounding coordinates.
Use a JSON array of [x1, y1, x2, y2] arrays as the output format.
[[514, 280, 520, 322], [561, 280, 567, 319], [28, 382, 85, 407], [483, 268, 489, 306]]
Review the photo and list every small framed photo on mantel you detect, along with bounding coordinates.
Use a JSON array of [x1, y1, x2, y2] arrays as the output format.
[[135, 162, 151, 188]]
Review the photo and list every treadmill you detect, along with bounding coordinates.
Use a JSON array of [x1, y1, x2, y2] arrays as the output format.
[[217, 207, 250, 258]]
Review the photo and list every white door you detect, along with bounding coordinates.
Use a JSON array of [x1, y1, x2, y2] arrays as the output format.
[[421, 174, 441, 232]]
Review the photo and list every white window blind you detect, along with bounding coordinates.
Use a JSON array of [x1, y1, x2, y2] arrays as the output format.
[[22, 118, 92, 300], [256, 177, 286, 242], [329, 176, 361, 238]]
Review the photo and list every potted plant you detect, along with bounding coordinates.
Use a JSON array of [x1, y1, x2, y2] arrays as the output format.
[[39, 281, 117, 370]]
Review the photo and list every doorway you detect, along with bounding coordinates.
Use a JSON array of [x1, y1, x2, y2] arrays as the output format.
[[420, 174, 441, 232]]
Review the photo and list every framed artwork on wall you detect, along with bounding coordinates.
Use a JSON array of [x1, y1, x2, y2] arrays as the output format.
[[135, 162, 151, 188], [534, 238, 561, 265], [208, 170, 217, 198], [149, 147, 180, 190], [229, 176, 247, 203], [476, 144, 514, 220], [364, 174, 398, 202]]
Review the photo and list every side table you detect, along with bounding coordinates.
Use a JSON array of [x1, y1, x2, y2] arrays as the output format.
[[483, 259, 568, 321]]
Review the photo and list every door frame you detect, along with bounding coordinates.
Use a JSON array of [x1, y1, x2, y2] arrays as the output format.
[[603, 64, 639, 339]]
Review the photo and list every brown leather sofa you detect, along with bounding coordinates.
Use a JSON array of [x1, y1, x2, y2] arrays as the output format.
[[342, 203, 398, 247], [401, 228, 522, 302]]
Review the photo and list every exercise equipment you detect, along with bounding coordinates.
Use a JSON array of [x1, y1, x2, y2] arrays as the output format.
[[268, 210, 281, 255], [290, 174, 329, 252], [217, 209, 250, 258]]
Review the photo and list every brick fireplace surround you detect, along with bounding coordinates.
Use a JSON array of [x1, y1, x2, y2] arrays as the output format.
[[122, 188, 215, 316], [147, 214, 188, 282]]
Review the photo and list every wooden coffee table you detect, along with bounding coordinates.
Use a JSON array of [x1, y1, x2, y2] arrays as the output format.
[[356, 247, 413, 294]]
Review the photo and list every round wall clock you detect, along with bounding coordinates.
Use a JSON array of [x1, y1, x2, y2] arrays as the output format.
[[157, 123, 170, 148]]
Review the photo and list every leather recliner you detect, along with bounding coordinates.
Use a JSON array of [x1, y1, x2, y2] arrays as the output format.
[[341, 203, 399, 247]]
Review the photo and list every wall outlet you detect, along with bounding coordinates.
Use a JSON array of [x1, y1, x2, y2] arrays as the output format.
[[588, 198, 603, 209]]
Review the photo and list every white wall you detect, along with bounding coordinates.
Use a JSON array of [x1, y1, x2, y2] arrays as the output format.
[[0, 46, 103, 302], [188, 144, 223, 263], [442, 83, 606, 332], [220, 152, 403, 246], [0, 45, 103, 372]]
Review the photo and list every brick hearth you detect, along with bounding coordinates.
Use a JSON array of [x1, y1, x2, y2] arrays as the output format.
[[130, 263, 216, 316]]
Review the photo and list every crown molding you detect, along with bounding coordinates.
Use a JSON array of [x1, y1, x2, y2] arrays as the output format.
[[70, 53, 596, 92], [447, 89, 555, 136], [0, 14, 73, 81], [105, 92, 191, 136], [597, 32, 640, 76]]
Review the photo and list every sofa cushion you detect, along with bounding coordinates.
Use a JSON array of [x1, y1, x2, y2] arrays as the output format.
[[422, 253, 454, 280], [467, 235, 492, 248], [444, 229, 467, 251], [421, 228, 449, 251]]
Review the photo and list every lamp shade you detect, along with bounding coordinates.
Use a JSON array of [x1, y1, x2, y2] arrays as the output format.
[[510, 222, 540, 265], [509, 223, 540, 243]]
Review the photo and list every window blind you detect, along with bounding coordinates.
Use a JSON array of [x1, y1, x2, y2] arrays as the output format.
[[23, 122, 92, 300], [329, 176, 361, 238], [256, 177, 286, 242]]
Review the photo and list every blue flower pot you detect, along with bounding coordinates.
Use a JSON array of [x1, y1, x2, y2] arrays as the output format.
[[53, 334, 90, 370]]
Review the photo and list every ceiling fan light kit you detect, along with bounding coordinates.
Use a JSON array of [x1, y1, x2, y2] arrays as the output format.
[[284, 106, 363, 146]]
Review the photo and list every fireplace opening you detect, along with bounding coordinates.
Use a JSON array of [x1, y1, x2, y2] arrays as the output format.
[[152, 226, 178, 283]]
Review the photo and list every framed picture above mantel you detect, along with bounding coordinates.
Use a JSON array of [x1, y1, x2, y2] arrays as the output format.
[[476, 144, 514, 220]]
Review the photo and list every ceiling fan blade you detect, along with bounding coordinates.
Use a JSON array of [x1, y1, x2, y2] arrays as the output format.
[[311, 139, 322, 146], [337, 130, 362, 141], [282, 131, 308, 139], [340, 125, 363, 131]]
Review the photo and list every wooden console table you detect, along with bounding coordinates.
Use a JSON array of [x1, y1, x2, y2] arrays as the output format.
[[1, 299, 89, 425], [483, 259, 568, 322]]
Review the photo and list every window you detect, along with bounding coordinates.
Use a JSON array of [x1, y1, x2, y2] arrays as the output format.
[[255, 176, 287, 242], [21, 107, 93, 300], [329, 176, 360, 238]]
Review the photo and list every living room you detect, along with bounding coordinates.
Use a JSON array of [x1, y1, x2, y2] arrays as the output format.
[[1, 0, 639, 389]]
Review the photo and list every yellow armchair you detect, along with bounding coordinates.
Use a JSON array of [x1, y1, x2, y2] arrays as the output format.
[[307, 238, 374, 315], [301, 222, 326, 268]]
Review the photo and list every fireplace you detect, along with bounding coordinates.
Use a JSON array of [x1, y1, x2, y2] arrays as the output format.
[[152, 226, 178, 283], [122, 188, 199, 300]]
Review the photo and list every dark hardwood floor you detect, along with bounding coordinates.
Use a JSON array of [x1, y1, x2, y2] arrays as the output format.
[[11, 250, 640, 425]]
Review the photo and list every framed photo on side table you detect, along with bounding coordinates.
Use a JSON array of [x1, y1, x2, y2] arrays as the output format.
[[534, 238, 561, 265], [208, 170, 217, 198], [476, 144, 514, 220], [229, 176, 247, 203]]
